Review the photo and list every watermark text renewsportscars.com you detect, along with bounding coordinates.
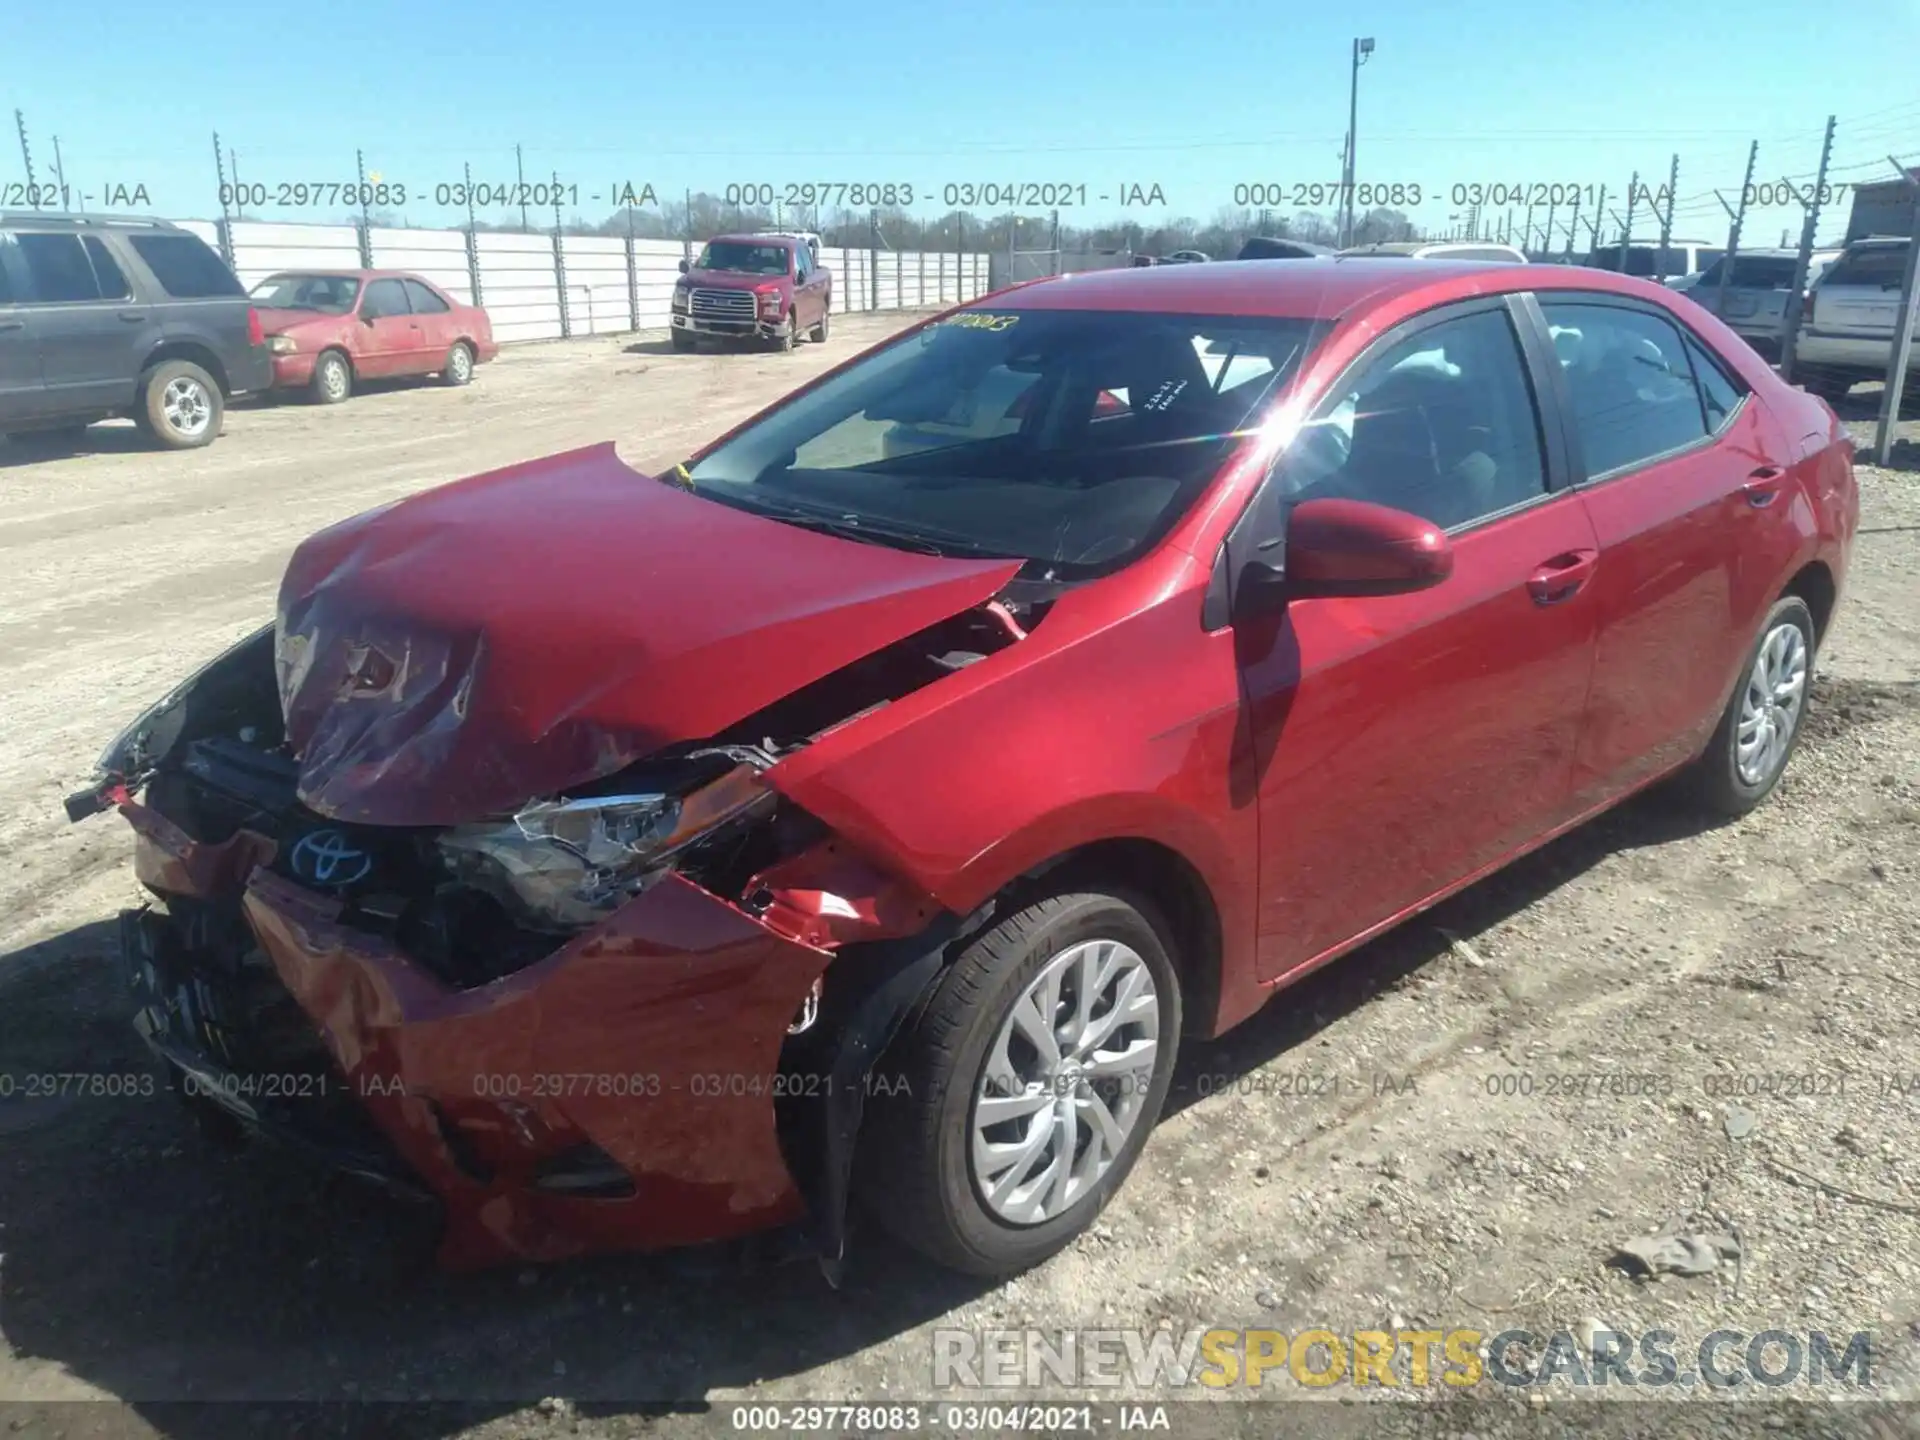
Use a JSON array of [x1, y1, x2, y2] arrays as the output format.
[[932, 1326, 1875, 1391]]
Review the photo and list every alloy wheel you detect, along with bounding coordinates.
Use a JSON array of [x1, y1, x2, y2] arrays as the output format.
[[1735, 621, 1808, 787], [162, 377, 212, 438], [970, 939, 1160, 1225]]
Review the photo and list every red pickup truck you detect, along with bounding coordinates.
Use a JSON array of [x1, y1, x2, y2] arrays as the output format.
[[670, 233, 832, 352]]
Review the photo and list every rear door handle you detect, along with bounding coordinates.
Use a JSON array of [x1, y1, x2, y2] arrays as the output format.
[[0, 319, 24, 333], [1527, 548, 1599, 606], [1742, 466, 1785, 506]]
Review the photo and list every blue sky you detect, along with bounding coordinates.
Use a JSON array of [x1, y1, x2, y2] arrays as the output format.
[[7, 0, 1918, 244]]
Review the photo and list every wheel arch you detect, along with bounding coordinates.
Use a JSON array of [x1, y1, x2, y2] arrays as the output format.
[[1781, 559, 1837, 646], [1007, 836, 1223, 1043], [141, 341, 229, 396]]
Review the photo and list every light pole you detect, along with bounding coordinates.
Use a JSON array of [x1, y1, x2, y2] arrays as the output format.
[[1341, 37, 1376, 247]]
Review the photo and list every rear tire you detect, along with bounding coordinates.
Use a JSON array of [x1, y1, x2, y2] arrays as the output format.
[[440, 341, 475, 386], [1683, 595, 1816, 817], [309, 350, 352, 405], [139, 360, 223, 449], [858, 887, 1181, 1276]]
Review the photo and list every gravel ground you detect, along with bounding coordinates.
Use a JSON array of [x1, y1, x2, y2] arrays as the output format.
[[0, 329, 1915, 1440]]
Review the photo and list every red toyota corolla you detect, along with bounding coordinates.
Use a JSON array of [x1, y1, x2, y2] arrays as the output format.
[[66, 259, 1856, 1279]]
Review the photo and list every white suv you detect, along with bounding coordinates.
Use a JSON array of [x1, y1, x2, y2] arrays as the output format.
[[1793, 237, 1915, 401]]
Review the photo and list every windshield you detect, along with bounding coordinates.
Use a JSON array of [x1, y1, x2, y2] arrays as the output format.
[[695, 242, 791, 275], [249, 273, 361, 313], [682, 308, 1319, 579]]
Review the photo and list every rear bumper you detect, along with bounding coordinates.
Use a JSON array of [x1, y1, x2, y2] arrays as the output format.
[[121, 806, 842, 1271], [230, 345, 275, 396], [1795, 332, 1903, 374]]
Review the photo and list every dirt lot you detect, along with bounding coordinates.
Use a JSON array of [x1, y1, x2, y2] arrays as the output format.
[[0, 318, 1916, 1440]]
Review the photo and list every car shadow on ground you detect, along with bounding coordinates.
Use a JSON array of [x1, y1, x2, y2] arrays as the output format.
[[0, 423, 164, 467], [0, 772, 1781, 1435]]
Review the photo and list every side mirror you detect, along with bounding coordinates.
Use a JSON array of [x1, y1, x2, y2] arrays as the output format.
[[361, 311, 378, 325], [1235, 497, 1452, 615], [678, 259, 690, 274], [1283, 497, 1453, 599]]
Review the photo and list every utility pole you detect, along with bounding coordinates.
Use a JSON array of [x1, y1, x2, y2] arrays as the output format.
[[1340, 37, 1376, 247], [1714, 141, 1760, 325], [355, 148, 374, 267], [1523, 201, 1537, 256], [516, 143, 529, 231], [212, 130, 234, 266], [1779, 114, 1836, 383], [1588, 184, 1609, 253], [50, 134, 69, 210], [13, 109, 36, 196], [1562, 193, 1580, 261], [1654, 153, 1679, 279], [1618, 171, 1639, 272]]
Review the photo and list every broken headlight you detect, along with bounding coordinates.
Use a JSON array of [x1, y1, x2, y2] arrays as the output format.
[[435, 763, 774, 932]]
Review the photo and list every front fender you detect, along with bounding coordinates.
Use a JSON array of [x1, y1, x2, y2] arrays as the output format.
[[767, 576, 1261, 1034]]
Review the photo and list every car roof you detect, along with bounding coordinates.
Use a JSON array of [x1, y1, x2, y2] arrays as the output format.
[[257, 268, 424, 280], [990, 255, 1607, 319], [709, 233, 795, 247], [0, 211, 183, 231]]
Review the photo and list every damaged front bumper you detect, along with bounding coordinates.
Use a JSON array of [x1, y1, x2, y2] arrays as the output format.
[[114, 799, 942, 1273]]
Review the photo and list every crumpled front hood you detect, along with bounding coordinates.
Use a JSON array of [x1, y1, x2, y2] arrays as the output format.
[[275, 442, 1019, 826]]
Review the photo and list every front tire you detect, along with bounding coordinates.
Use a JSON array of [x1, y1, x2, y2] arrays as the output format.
[[1684, 595, 1816, 816], [860, 888, 1181, 1276], [309, 350, 353, 405], [810, 306, 830, 344], [772, 310, 797, 353], [670, 329, 695, 352], [139, 360, 222, 449]]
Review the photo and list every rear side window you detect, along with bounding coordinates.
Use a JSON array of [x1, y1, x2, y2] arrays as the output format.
[[0, 240, 15, 303], [1822, 244, 1908, 288], [1683, 337, 1745, 433], [361, 278, 410, 318], [1699, 255, 1799, 289], [402, 279, 450, 314], [83, 237, 132, 300], [126, 233, 244, 298], [1541, 301, 1708, 477], [17, 233, 102, 301]]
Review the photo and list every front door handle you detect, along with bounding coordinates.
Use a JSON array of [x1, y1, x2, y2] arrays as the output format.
[[118, 309, 147, 323], [1742, 466, 1785, 507], [0, 319, 24, 333], [1527, 548, 1599, 606]]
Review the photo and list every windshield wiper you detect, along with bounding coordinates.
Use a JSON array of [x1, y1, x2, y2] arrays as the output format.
[[734, 496, 1013, 560]]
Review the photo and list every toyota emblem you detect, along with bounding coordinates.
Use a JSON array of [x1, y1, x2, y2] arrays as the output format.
[[288, 829, 373, 887]]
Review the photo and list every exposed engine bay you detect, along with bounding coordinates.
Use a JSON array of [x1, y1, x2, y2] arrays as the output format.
[[82, 599, 1033, 991]]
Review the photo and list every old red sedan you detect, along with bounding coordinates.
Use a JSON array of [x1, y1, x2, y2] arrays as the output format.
[[250, 269, 497, 403], [67, 258, 1855, 1279]]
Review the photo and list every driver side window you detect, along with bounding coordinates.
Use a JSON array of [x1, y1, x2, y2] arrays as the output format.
[[1280, 306, 1549, 532]]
